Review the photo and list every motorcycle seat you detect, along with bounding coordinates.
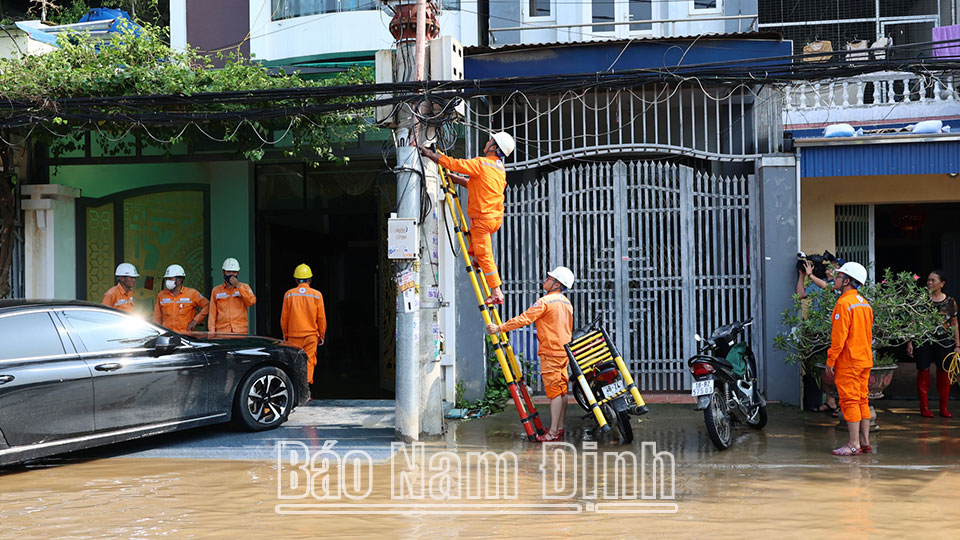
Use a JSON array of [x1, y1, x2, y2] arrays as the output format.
[[710, 356, 734, 370]]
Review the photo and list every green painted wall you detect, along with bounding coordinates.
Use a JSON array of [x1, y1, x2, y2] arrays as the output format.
[[51, 160, 256, 330]]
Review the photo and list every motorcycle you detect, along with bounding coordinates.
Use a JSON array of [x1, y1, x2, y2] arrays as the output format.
[[569, 315, 650, 444], [688, 318, 767, 450]]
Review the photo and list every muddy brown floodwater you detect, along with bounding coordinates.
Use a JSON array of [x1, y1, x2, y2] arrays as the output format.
[[3, 403, 960, 539]]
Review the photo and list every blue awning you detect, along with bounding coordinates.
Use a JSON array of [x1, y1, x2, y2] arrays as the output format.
[[464, 34, 793, 79], [798, 135, 960, 177]]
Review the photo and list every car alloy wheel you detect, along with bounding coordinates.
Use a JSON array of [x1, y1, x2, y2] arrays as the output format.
[[246, 373, 289, 425]]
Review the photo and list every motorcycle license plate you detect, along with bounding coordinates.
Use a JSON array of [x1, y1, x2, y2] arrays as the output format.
[[601, 380, 625, 399], [691, 379, 714, 396]]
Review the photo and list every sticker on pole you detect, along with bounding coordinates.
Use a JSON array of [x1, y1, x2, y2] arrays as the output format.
[[397, 270, 419, 312]]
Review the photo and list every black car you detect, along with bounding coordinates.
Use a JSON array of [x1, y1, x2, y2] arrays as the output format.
[[0, 300, 309, 466]]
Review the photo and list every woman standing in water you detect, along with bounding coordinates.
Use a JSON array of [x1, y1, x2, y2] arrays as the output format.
[[907, 270, 960, 418]]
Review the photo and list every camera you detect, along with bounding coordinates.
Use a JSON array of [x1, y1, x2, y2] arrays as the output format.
[[796, 250, 842, 275]]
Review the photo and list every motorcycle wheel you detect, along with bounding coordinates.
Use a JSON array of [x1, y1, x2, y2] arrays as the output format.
[[615, 409, 634, 444], [600, 403, 634, 444], [746, 404, 768, 430], [572, 380, 591, 411], [704, 388, 733, 450]]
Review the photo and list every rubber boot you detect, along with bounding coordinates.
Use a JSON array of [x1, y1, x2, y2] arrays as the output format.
[[918, 369, 934, 418], [936, 368, 952, 418]]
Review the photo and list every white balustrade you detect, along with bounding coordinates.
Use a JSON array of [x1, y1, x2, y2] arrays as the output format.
[[783, 71, 960, 111]]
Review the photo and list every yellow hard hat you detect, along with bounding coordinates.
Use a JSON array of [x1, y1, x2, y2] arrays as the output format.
[[293, 264, 313, 279]]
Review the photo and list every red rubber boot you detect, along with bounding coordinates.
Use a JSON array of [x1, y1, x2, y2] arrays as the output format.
[[918, 368, 934, 418], [937, 368, 952, 418]]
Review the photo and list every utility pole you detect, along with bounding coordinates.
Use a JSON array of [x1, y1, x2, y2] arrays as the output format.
[[387, 0, 442, 441]]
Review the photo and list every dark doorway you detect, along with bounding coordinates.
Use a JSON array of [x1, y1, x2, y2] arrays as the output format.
[[254, 163, 395, 399], [874, 202, 960, 400], [875, 203, 960, 289]]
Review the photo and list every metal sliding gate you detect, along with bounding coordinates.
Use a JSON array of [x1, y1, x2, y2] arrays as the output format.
[[496, 160, 758, 392]]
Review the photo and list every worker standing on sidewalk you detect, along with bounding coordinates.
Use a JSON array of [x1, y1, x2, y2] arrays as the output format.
[[826, 261, 874, 456], [154, 264, 209, 332], [102, 263, 138, 312], [281, 264, 326, 386], [487, 266, 574, 442], [418, 132, 514, 305], [209, 258, 257, 334]]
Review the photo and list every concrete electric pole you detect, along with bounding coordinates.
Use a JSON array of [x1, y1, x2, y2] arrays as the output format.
[[385, 0, 443, 441]]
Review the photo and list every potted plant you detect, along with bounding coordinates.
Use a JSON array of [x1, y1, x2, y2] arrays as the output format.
[[775, 269, 944, 427]]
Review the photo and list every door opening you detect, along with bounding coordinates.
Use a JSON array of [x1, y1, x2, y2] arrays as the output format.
[[254, 163, 395, 399]]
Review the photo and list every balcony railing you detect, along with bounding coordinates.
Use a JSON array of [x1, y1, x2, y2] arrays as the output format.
[[782, 71, 960, 128], [784, 72, 959, 110], [271, 0, 461, 21]]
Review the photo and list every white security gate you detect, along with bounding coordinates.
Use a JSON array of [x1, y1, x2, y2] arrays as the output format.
[[496, 160, 758, 392]]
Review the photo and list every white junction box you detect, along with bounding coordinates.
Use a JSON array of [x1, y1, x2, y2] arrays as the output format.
[[429, 35, 465, 118], [375, 49, 397, 127], [388, 215, 418, 259]]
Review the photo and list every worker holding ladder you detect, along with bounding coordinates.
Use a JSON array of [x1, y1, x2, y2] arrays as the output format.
[[488, 267, 575, 442]]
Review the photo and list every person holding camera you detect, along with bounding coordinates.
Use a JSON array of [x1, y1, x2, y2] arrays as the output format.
[[796, 251, 842, 415]]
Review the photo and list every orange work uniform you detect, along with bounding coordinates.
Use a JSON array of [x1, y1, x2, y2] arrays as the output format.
[[501, 291, 573, 399], [154, 287, 210, 333], [102, 284, 135, 312], [827, 289, 874, 422], [209, 282, 257, 333], [438, 154, 507, 289], [281, 285, 327, 384]]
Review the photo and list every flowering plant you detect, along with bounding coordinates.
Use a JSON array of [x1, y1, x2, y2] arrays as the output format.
[[775, 269, 944, 367]]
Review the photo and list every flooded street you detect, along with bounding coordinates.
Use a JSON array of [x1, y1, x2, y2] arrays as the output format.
[[3, 401, 960, 538]]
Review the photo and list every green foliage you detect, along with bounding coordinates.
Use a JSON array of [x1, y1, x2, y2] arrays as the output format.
[[45, 0, 170, 28], [48, 0, 92, 26], [775, 268, 945, 367], [455, 338, 537, 415], [0, 19, 373, 165]]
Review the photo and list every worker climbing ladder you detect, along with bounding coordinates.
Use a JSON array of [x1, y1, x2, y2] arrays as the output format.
[[438, 166, 546, 441]]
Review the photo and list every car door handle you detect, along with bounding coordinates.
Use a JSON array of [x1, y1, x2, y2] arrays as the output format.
[[94, 363, 122, 372], [0, 375, 13, 384]]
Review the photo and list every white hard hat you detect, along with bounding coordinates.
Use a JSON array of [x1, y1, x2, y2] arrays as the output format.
[[836, 262, 867, 286], [115, 263, 139, 277], [222, 258, 241, 272], [491, 132, 515, 157], [164, 264, 186, 278], [547, 266, 575, 289]]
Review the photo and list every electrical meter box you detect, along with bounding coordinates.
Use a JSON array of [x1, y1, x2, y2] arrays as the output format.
[[387, 215, 418, 259]]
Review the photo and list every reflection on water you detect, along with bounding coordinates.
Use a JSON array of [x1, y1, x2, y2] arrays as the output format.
[[5, 404, 960, 538], [3, 455, 960, 538]]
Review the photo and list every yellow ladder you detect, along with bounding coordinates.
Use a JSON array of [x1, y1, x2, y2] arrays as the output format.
[[438, 166, 545, 440]]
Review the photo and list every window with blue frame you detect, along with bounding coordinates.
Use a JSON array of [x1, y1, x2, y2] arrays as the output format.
[[272, 0, 460, 21]]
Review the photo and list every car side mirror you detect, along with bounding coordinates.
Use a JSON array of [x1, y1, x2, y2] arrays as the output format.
[[155, 334, 182, 352]]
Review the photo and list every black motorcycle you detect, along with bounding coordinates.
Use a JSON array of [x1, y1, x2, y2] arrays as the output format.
[[688, 319, 767, 450]]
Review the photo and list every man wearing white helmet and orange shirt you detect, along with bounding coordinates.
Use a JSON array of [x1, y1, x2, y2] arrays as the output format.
[[826, 261, 874, 456], [281, 264, 326, 386], [102, 263, 139, 312], [154, 264, 209, 333], [487, 266, 575, 442], [419, 132, 514, 305], [208, 257, 257, 334]]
